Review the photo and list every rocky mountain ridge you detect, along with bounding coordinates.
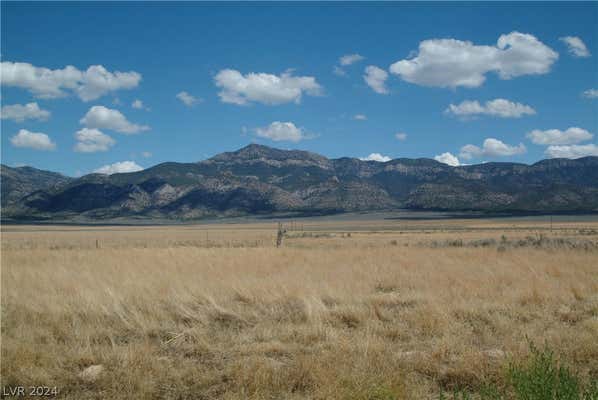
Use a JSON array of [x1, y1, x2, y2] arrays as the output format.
[[2, 144, 597, 221]]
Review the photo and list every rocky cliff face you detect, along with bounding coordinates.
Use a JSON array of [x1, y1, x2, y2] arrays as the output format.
[[2, 144, 598, 221]]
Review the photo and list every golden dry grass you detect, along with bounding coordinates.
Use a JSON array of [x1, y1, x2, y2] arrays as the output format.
[[2, 219, 598, 399]]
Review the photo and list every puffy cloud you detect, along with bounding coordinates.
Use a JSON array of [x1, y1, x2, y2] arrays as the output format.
[[459, 138, 526, 160], [363, 65, 389, 94], [0, 102, 50, 122], [334, 54, 365, 76], [353, 114, 367, 120], [526, 127, 594, 160], [142, 151, 152, 158], [389, 32, 558, 88], [80, 106, 149, 134], [131, 99, 149, 110], [447, 101, 486, 116], [255, 121, 309, 142], [76, 65, 141, 102], [214, 69, 322, 105], [527, 127, 593, 145], [73, 128, 115, 153], [445, 98, 535, 119], [545, 144, 598, 159], [339, 53, 365, 66], [1, 62, 80, 99], [94, 161, 143, 175], [10, 129, 56, 151], [0, 62, 141, 101], [559, 36, 590, 58], [360, 153, 391, 162], [582, 89, 598, 99], [459, 144, 483, 159], [434, 152, 460, 166], [395, 132, 408, 141], [333, 66, 347, 77], [479, 138, 527, 157], [176, 91, 200, 107]]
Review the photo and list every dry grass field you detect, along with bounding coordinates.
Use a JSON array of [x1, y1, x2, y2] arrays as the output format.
[[2, 217, 598, 399]]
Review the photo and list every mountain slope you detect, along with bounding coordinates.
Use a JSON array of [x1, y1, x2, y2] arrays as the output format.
[[2, 144, 598, 221], [1, 165, 73, 209]]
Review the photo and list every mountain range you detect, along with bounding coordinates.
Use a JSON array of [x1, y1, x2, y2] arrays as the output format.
[[2, 144, 598, 222]]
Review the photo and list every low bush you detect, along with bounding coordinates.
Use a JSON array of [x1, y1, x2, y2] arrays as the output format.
[[440, 342, 598, 400]]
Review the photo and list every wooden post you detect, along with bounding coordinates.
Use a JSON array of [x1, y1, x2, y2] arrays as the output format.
[[276, 222, 286, 247]]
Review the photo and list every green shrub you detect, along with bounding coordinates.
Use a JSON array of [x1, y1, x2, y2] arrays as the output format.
[[439, 342, 598, 400], [508, 341, 581, 400]]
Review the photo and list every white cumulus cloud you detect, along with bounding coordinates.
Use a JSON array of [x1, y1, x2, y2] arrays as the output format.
[[559, 36, 590, 58], [434, 152, 460, 166], [389, 32, 558, 88], [0, 61, 141, 101], [10, 129, 56, 151], [459, 138, 526, 160], [255, 121, 309, 142], [339, 53, 365, 66], [94, 161, 143, 175], [545, 144, 598, 159], [214, 69, 322, 105], [527, 127, 593, 145], [363, 65, 389, 94], [395, 132, 408, 141], [131, 99, 149, 110], [445, 98, 536, 119], [333, 66, 347, 77], [582, 89, 598, 99], [73, 128, 115, 153], [80, 105, 149, 134], [0, 102, 50, 122], [176, 91, 200, 107], [334, 54, 365, 76], [360, 153, 391, 162], [353, 114, 367, 120]]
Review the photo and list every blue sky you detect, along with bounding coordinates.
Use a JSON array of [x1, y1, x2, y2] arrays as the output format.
[[1, 2, 597, 176]]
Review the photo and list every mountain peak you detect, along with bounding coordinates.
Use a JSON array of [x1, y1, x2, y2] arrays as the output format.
[[236, 143, 283, 157], [208, 143, 330, 166]]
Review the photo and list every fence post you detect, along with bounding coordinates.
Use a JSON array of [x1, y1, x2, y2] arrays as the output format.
[[276, 222, 286, 247]]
